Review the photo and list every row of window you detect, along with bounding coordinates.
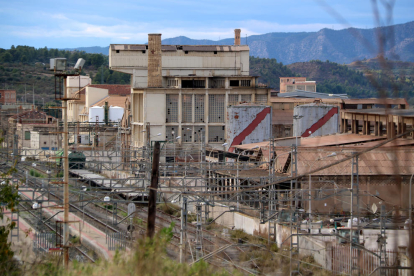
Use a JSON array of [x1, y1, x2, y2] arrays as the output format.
[[167, 79, 252, 88], [0, 93, 15, 99], [165, 126, 225, 143], [166, 94, 266, 123]]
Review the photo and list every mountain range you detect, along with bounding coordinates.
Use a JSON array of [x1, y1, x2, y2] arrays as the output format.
[[64, 21, 414, 65]]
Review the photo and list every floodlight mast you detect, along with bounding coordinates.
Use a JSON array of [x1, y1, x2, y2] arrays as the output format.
[[50, 57, 84, 269]]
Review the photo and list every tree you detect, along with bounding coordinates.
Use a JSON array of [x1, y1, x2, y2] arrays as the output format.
[[0, 134, 20, 274], [1, 52, 12, 63]]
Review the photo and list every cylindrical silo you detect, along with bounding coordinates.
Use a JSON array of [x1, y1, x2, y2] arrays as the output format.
[[109, 106, 124, 122], [293, 103, 339, 137], [89, 106, 104, 123]]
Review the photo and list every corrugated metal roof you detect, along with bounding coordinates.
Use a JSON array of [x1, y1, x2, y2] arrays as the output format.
[[344, 98, 408, 105], [342, 108, 414, 117], [300, 134, 384, 147], [294, 148, 414, 175], [277, 90, 348, 99]]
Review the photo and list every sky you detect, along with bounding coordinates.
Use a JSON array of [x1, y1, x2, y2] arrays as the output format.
[[0, 0, 413, 49]]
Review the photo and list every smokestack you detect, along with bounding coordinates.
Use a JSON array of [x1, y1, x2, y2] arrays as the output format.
[[234, 29, 241, 46], [148, 34, 162, 88]]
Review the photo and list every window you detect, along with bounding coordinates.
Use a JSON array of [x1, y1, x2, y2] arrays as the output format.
[[185, 51, 188, 54], [182, 127, 192, 142], [194, 126, 205, 143], [214, 51, 217, 54], [208, 126, 225, 143], [255, 94, 267, 104], [182, 80, 205, 88], [208, 94, 224, 123], [166, 94, 179, 123], [116, 50, 120, 53], [166, 126, 178, 140], [240, 80, 251, 87], [44, 141, 47, 145], [230, 80, 239, 87], [142, 50, 146, 54], [194, 95, 205, 122], [25, 131, 30, 140], [240, 94, 251, 103], [182, 94, 192, 123], [228, 94, 239, 106]]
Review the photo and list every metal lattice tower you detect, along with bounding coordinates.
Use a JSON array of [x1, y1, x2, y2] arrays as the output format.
[[350, 154, 361, 275], [194, 203, 203, 260]]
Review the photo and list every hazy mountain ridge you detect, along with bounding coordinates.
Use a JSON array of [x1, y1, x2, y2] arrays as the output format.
[[65, 21, 414, 65]]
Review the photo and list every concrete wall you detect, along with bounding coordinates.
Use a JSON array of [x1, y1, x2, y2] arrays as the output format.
[[299, 236, 332, 269], [85, 87, 108, 109]]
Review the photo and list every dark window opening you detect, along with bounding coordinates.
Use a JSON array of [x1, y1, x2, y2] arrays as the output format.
[[185, 51, 188, 54], [182, 80, 205, 88], [230, 80, 239, 87], [116, 50, 120, 53], [142, 50, 146, 54], [214, 51, 217, 54], [146, 45, 148, 49]]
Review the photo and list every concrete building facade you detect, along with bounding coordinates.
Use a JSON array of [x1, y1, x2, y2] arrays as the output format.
[[279, 77, 316, 93], [109, 30, 270, 148]]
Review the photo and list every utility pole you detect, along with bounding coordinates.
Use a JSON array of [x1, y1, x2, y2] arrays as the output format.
[[147, 141, 160, 238], [63, 76, 69, 267], [180, 196, 187, 263]]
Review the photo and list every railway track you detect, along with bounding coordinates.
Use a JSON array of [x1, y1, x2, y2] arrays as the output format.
[[17, 200, 96, 263], [11, 162, 257, 274]]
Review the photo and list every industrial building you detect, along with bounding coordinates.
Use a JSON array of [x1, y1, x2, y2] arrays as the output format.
[[279, 77, 316, 93], [0, 89, 16, 104], [109, 30, 270, 149], [271, 92, 408, 138]]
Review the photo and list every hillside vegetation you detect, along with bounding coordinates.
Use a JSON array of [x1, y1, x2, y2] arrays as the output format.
[[0, 46, 130, 105]]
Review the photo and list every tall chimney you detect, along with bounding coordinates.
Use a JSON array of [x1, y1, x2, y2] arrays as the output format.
[[234, 29, 241, 46], [148, 34, 162, 88]]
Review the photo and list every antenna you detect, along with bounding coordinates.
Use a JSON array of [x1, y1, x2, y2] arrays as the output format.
[[246, 34, 247, 45]]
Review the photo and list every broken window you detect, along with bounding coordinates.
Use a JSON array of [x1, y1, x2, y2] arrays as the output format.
[[166, 94, 179, 123], [208, 94, 225, 123], [182, 80, 205, 88], [194, 126, 205, 143], [166, 126, 178, 140], [182, 127, 192, 143], [194, 95, 205, 122], [208, 126, 225, 143], [182, 94, 192, 123], [230, 80, 239, 87]]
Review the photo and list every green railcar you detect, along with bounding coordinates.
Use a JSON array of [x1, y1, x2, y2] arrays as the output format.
[[56, 150, 86, 169]]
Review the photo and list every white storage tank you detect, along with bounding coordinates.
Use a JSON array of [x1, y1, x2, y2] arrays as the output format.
[[89, 106, 104, 123], [293, 103, 339, 137], [109, 106, 124, 123], [226, 104, 271, 152]]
